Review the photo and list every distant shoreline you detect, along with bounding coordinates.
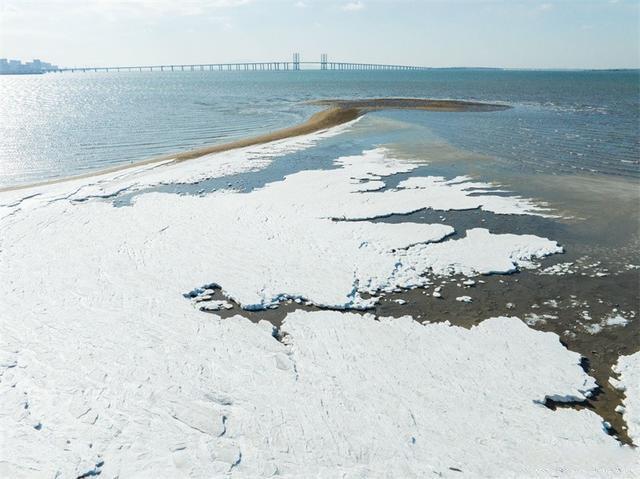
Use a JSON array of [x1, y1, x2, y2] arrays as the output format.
[[0, 98, 509, 193]]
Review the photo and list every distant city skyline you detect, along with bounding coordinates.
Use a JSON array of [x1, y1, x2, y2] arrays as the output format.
[[0, 57, 58, 74], [1, 0, 638, 70]]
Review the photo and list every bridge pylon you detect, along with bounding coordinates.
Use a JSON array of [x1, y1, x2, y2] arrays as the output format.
[[321, 53, 328, 70], [292, 52, 300, 71]]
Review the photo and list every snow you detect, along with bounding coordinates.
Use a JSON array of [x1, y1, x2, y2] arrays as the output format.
[[525, 313, 559, 326], [540, 262, 575, 275], [455, 295, 473, 303], [0, 148, 561, 311], [1, 131, 629, 476], [585, 323, 604, 335], [605, 314, 630, 327], [2, 308, 637, 478], [584, 312, 631, 334], [0, 118, 359, 220], [199, 300, 234, 312], [396, 175, 553, 216], [408, 228, 562, 277], [612, 352, 640, 445]]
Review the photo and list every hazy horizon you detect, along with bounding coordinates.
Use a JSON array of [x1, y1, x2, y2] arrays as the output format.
[[1, 0, 639, 70]]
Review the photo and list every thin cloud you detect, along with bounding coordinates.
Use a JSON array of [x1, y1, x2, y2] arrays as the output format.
[[3, 0, 254, 19], [341, 1, 364, 12], [93, 0, 253, 16]]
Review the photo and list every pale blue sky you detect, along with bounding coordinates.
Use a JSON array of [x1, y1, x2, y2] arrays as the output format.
[[1, 0, 638, 69]]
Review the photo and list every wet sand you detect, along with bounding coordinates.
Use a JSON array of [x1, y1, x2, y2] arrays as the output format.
[[311, 98, 510, 113], [0, 98, 507, 194]]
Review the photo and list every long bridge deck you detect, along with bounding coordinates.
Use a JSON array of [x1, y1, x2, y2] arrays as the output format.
[[46, 61, 429, 73]]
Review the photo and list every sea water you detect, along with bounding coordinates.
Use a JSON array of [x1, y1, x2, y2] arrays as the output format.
[[0, 69, 638, 188]]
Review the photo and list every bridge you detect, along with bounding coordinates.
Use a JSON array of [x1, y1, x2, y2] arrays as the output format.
[[45, 53, 429, 73]]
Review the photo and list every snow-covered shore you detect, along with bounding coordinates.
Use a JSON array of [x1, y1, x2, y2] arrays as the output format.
[[1, 123, 637, 477]]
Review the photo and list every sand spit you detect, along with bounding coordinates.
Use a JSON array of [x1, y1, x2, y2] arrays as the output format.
[[311, 97, 511, 113], [0, 98, 508, 193]]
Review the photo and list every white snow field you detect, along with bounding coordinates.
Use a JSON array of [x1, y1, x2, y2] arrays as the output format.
[[1, 128, 637, 477], [1, 311, 638, 478]]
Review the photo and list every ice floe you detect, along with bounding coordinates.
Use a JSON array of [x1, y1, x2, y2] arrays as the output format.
[[605, 314, 630, 327], [539, 261, 576, 275], [584, 310, 632, 334], [397, 175, 552, 216], [612, 352, 640, 445], [525, 313, 559, 326], [455, 295, 473, 303]]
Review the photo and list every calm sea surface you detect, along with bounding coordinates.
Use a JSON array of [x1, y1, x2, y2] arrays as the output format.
[[0, 69, 638, 188]]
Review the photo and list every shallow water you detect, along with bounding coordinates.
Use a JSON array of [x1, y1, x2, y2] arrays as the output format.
[[1, 69, 638, 187]]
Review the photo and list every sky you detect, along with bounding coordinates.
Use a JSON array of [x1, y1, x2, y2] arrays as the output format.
[[0, 0, 638, 69]]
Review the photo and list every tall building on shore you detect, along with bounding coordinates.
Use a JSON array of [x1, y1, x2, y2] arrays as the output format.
[[0, 58, 58, 75]]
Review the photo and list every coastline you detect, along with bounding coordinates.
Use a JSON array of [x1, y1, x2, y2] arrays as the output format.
[[0, 98, 508, 193], [1, 92, 638, 476]]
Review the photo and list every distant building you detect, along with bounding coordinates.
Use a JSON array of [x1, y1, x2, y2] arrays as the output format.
[[0, 58, 59, 75]]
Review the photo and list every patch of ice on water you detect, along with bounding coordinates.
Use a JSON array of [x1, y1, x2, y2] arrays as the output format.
[[199, 300, 234, 312], [585, 323, 603, 335], [584, 311, 631, 334], [396, 176, 553, 216], [612, 352, 640, 445], [455, 296, 473, 303], [525, 313, 559, 326], [605, 314, 629, 327], [539, 262, 575, 276]]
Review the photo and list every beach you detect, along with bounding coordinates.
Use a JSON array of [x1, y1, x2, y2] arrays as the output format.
[[1, 61, 639, 479]]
